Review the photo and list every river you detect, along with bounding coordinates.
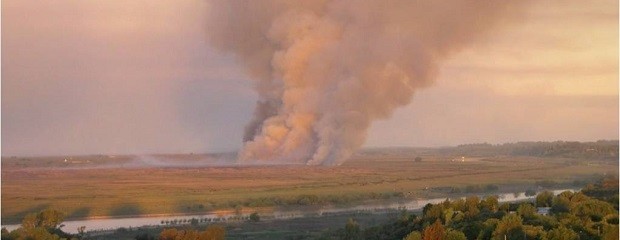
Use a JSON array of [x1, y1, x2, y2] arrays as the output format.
[[1, 189, 576, 234]]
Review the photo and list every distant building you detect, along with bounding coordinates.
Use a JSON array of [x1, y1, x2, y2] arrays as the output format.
[[537, 207, 551, 216]]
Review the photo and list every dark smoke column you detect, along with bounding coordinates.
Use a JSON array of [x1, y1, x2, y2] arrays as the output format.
[[207, 0, 527, 166]]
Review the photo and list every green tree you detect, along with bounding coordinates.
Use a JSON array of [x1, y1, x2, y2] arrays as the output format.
[[477, 218, 499, 240], [536, 191, 554, 207], [465, 196, 480, 208], [557, 191, 574, 200], [551, 195, 572, 214], [572, 199, 616, 222], [480, 196, 499, 212], [460, 221, 484, 240], [424, 204, 444, 222], [522, 225, 546, 240], [546, 225, 578, 240], [443, 208, 455, 225], [444, 229, 467, 240], [464, 196, 480, 218], [492, 214, 526, 240], [499, 203, 510, 212], [516, 203, 536, 219]]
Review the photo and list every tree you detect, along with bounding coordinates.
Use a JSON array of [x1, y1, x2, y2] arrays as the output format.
[[444, 229, 467, 240], [465, 196, 480, 209], [499, 203, 510, 212], [546, 225, 578, 240], [5, 209, 71, 240], [477, 218, 499, 240], [343, 218, 361, 240], [572, 199, 616, 222], [190, 218, 199, 226], [424, 204, 444, 221], [480, 196, 499, 212], [36, 209, 64, 229], [443, 208, 455, 225], [249, 212, 260, 222], [550, 195, 572, 214], [536, 191, 554, 207], [493, 214, 526, 240], [522, 225, 546, 240], [422, 220, 445, 240], [77, 226, 86, 238], [403, 231, 422, 240], [516, 203, 536, 219]]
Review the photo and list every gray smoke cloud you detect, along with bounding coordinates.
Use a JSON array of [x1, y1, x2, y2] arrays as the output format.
[[207, 0, 528, 165]]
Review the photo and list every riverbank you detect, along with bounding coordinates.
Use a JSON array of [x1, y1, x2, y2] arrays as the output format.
[[1, 188, 578, 235]]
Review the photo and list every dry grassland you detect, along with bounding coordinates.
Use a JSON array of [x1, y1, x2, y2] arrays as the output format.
[[1, 153, 614, 224]]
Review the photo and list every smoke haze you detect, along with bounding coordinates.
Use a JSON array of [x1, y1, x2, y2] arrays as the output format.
[[2, 0, 617, 158], [208, 0, 529, 165]]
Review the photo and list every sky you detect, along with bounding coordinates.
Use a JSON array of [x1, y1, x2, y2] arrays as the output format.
[[2, 0, 618, 156]]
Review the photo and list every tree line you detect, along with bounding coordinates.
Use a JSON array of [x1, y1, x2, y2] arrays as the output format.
[[329, 176, 619, 240], [449, 140, 618, 160]]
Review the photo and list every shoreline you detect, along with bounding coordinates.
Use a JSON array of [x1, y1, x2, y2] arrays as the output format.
[[1, 188, 580, 234]]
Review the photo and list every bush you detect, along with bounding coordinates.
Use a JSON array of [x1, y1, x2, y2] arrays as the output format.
[[249, 212, 260, 222]]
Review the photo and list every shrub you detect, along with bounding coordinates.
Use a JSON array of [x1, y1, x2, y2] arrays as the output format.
[[249, 212, 260, 222]]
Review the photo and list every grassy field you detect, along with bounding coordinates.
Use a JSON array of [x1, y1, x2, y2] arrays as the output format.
[[2, 149, 616, 224]]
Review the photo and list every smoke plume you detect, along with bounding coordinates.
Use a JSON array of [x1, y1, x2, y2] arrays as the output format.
[[208, 0, 527, 165]]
